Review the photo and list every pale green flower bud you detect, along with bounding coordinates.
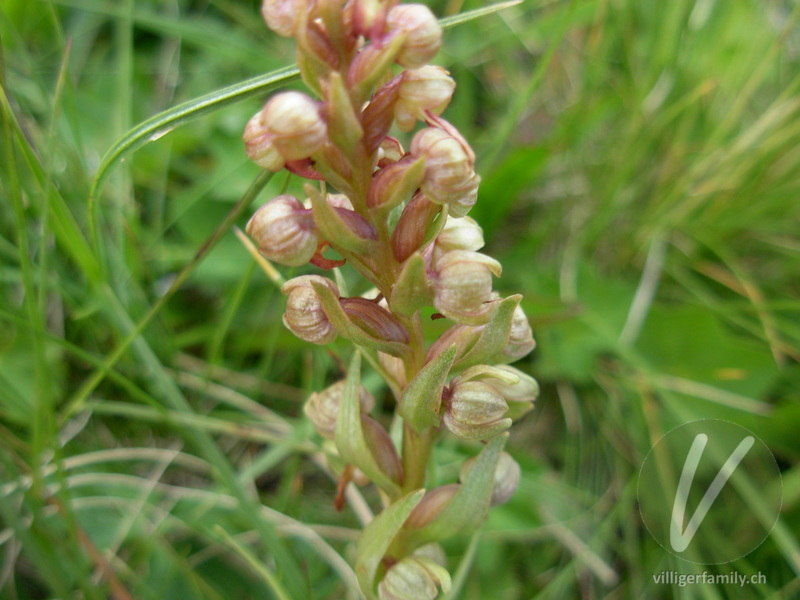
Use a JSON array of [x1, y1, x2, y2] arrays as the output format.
[[433, 250, 502, 325], [443, 380, 511, 440], [395, 66, 456, 132], [405, 484, 460, 529], [261, 0, 302, 37], [261, 91, 328, 161], [455, 364, 537, 420], [410, 127, 480, 218], [433, 216, 484, 263], [246, 195, 318, 267], [379, 556, 451, 600], [243, 112, 285, 172], [461, 451, 521, 506], [385, 4, 443, 69], [281, 275, 339, 344], [499, 303, 536, 362], [304, 380, 375, 439]]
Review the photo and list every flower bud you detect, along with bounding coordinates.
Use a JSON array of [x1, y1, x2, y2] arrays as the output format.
[[405, 484, 459, 529], [261, 0, 302, 37], [340, 298, 410, 344], [385, 4, 443, 69], [395, 67, 455, 132], [281, 275, 339, 344], [487, 365, 539, 403], [410, 127, 480, 218], [377, 137, 405, 166], [368, 158, 426, 211], [392, 193, 442, 262], [379, 351, 407, 388], [496, 303, 536, 362], [379, 556, 451, 600], [243, 112, 285, 172], [433, 250, 501, 325], [432, 216, 484, 263], [443, 380, 511, 440], [304, 380, 376, 439], [352, 0, 387, 38], [261, 92, 328, 161], [425, 323, 482, 364], [461, 451, 520, 506], [245, 195, 318, 266], [361, 415, 404, 486]]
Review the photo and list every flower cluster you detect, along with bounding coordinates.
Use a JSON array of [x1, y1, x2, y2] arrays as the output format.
[[244, 1, 537, 597]]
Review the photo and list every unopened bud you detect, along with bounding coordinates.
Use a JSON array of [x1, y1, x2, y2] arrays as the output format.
[[425, 323, 482, 364], [499, 303, 536, 362], [377, 136, 405, 166], [433, 216, 484, 263], [461, 451, 520, 506], [304, 380, 375, 439], [261, 92, 328, 161], [379, 351, 407, 388], [385, 4, 443, 69], [340, 298, 410, 344], [410, 127, 480, 218], [395, 66, 455, 132], [392, 193, 442, 262], [246, 195, 317, 266], [281, 275, 339, 344], [352, 0, 387, 37], [367, 157, 426, 210], [261, 0, 302, 37], [443, 380, 510, 440], [456, 364, 537, 420], [243, 112, 285, 172], [361, 415, 404, 486], [433, 250, 501, 325], [405, 484, 459, 529], [378, 556, 451, 600]]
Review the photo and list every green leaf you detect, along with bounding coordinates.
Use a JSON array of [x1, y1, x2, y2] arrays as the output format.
[[398, 345, 457, 432], [407, 434, 507, 546], [439, 0, 523, 30], [89, 65, 299, 198], [312, 282, 410, 357], [335, 352, 403, 498], [455, 295, 521, 371], [355, 490, 426, 598], [390, 253, 433, 316]]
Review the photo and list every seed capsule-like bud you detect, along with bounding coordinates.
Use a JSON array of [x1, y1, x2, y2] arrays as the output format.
[[410, 127, 480, 218], [433, 250, 501, 325], [246, 195, 318, 266], [395, 66, 455, 132], [377, 137, 405, 166], [243, 112, 286, 172], [405, 484, 460, 529], [261, 0, 302, 37], [461, 451, 520, 506], [361, 415, 405, 486], [304, 380, 376, 439], [498, 303, 536, 362], [379, 556, 451, 600], [262, 92, 328, 161], [385, 4, 443, 69], [281, 275, 339, 344], [443, 380, 511, 440], [432, 216, 484, 263], [340, 298, 410, 344]]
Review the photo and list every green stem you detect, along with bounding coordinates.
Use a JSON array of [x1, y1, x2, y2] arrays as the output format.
[[401, 424, 435, 493]]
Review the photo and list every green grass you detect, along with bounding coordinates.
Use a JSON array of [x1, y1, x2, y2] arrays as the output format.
[[2, 0, 800, 598]]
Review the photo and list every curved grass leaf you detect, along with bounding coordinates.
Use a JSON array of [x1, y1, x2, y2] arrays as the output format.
[[89, 65, 300, 198]]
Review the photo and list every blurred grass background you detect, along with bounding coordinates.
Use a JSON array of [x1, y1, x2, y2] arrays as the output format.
[[1, 0, 799, 598]]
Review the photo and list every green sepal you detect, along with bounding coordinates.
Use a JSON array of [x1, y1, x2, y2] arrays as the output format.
[[335, 352, 403, 498], [453, 295, 521, 371], [327, 72, 364, 155], [406, 433, 508, 547], [390, 253, 433, 316], [312, 281, 410, 357], [306, 185, 374, 254], [355, 489, 426, 598], [398, 345, 457, 432]]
